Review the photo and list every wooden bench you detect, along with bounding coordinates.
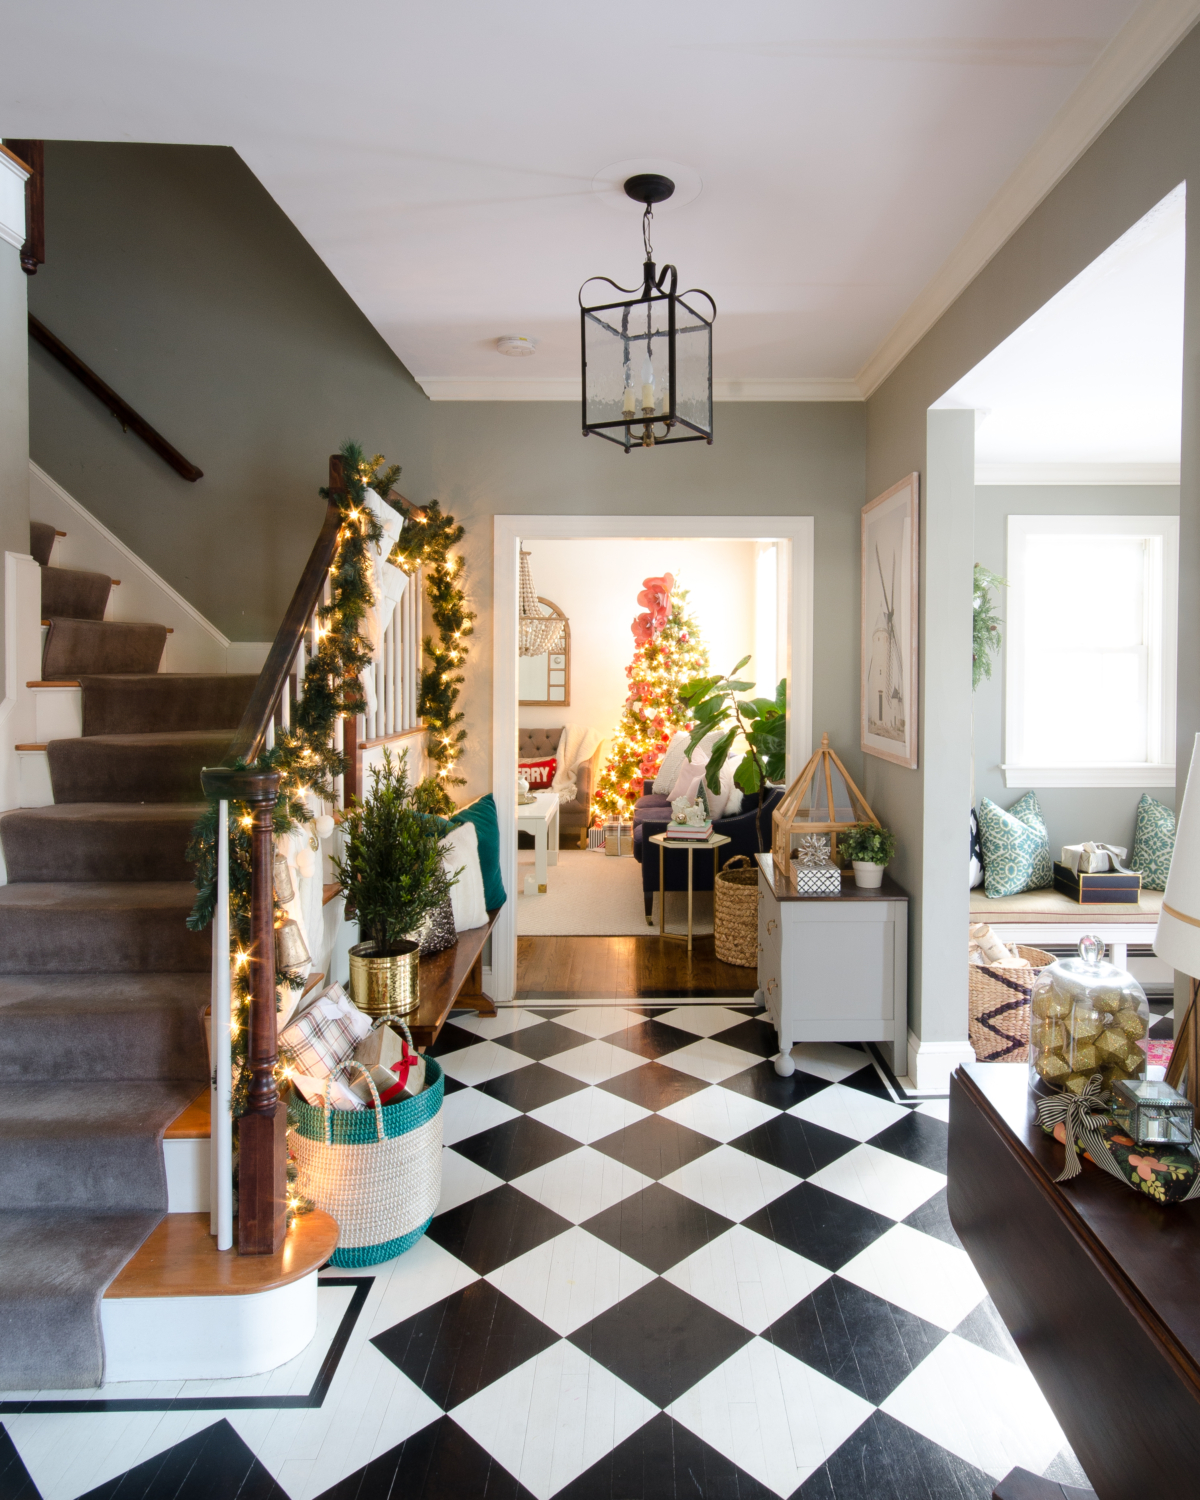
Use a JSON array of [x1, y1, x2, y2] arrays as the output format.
[[970, 886, 1162, 968], [409, 909, 500, 1050]]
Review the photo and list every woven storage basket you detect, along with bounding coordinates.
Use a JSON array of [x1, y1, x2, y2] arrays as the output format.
[[714, 855, 760, 968], [289, 1042, 444, 1267], [968, 945, 1055, 1063]]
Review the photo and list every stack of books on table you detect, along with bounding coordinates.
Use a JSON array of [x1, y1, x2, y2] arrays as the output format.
[[664, 821, 714, 841]]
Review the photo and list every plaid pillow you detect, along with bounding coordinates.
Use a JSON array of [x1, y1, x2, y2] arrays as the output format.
[[279, 984, 372, 1079]]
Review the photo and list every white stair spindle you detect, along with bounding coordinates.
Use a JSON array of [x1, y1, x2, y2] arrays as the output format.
[[391, 599, 401, 736]]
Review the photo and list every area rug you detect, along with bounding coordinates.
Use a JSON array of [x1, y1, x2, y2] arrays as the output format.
[[516, 849, 716, 937]]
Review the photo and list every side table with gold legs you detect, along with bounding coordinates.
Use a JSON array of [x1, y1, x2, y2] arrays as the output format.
[[649, 832, 732, 952]]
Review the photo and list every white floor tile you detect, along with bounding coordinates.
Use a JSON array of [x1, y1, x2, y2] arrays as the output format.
[[668, 1337, 873, 1498], [661, 1144, 800, 1223], [807, 1143, 946, 1222], [838, 1223, 987, 1331], [659, 1037, 762, 1085], [365, 1235, 479, 1333], [542, 1039, 649, 1086], [882, 1333, 1068, 1481], [788, 1042, 875, 1084], [663, 1226, 831, 1334], [8, 1409, 228, 1500], [449, 1008, 546, 1040], [451, 1340, 657, 1500], [917, 1098, 952, 1123], [486, 1226, 656, 1336], [528, 1085, 651, 1144], [437, 1039, 534, 1087], [555, 1006, 649, 1039], [511, 1145, 651, 1223], [438, 1147, 504, 1214], [441, 1085, 522, 1146], [788, 1083, 909, 1141], [656, 1004, 751, 1037], [658, 1085, 780, 1142]]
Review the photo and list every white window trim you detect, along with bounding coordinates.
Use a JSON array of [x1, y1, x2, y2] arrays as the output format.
[[1003, 514, 1177, 789]]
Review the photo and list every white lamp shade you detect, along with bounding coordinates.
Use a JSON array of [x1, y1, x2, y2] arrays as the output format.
[[1154, 732, 1200, 975]]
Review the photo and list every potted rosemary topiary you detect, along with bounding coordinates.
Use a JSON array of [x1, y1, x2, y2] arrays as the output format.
[[840, 822, 897, 889], [334, 749, 454, 1016]]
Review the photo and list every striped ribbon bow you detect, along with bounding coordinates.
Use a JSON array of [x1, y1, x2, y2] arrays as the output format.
[[1035, 1073, 1119, 1185]]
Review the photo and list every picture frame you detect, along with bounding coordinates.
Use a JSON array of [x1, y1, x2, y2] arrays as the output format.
[[518, 598, 571, 706], [861, 473, 919, 769]]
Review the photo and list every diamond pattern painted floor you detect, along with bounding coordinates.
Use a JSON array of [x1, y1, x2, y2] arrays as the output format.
[[0, 1003, 1092, 1500]]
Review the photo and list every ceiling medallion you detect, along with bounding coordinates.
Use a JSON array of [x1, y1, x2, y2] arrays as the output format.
[[578, 174, 716, 452]]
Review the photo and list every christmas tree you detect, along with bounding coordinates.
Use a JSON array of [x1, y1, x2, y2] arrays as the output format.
[[593, 574, 711, 822]]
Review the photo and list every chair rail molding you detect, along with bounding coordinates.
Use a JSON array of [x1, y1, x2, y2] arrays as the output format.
[[0, 145, 29, 252], [491, 512, 815, 1006]]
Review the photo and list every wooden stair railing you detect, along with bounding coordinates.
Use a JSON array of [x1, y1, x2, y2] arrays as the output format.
[[201, 455, 346, 1256]]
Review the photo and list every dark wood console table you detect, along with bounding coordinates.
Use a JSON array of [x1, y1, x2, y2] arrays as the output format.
[[948, 1064, 1200, 1500]]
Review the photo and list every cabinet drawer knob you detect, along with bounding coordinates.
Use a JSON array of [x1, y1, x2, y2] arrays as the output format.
[[766, 977, 777, 996]]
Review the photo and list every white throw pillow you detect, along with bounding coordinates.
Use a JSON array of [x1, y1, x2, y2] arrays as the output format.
[[652, 731, 691, 794], [703, 763, 735, 821], [441, 822, 488, 931], [725, 784, 744, 817], [668, 761, 705, 804]]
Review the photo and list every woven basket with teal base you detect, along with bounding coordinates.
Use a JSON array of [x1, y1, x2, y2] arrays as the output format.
[[289, 1053, 444, 1268]]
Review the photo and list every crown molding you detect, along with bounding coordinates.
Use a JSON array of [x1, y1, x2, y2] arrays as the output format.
[[0, 146, 29, 253], [855, 0, 1200, 399], [415, 374, 863, 402], [976, 461, 1181, 485]]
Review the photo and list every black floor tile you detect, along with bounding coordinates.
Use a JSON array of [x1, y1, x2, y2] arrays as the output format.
[[598, 1059, 709, 1113], [871, 1111, 948, 1172], [428, 1021, 488, 1056], [603, 1019, 697, 1060], [953, 1298, 1021, 1365], [713, 1018, 779, 1059], [765, 1277, 945, 1405], [582, 1182, 734, 1273], [719, 1059, 832, 1110], [372, 1280, 559, 1409], [555, 1410, 777, 1500], [592, 1113, 719, 1179], [901, 1189, 961, 1248], [0, 1426, 39, 1500], [441, 1074, 468, 1096], [1150, 1014, 1174, 1040], [452, 1114, 581, 1180], [742, 1183, 893, 1272], [494, 1020, 593, 1061], [798, 1409, 993, 1500], [478, 1061, 588, 1113], [428, 1183, 572, 1275], [79, 1419, 286, 1500], [315, 1414, 536, 1499], [570, 1279, 751, 1408], [730, 1113, 857, 1179], [839, 1061, 891, 1099]]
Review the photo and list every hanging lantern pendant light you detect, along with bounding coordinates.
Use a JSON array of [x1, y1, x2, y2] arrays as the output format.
[[580, 174, 716, 452]]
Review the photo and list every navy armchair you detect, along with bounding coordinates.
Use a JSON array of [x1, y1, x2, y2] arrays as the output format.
[[632, 786, 783, 922]]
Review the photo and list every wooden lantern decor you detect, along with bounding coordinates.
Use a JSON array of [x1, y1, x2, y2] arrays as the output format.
[[772, 732, 880, 881]]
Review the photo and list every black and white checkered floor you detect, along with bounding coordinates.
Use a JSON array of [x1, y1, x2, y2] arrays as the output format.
[[0, 1004, 1091, 1500]]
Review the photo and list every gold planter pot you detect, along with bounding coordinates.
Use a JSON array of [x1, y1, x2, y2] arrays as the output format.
[[348, 939, 420, 1018]]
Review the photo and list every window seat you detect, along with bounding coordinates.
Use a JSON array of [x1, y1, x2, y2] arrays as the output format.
[[970, 886, 1162, 967]]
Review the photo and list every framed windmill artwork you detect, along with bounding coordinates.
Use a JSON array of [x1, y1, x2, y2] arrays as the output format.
[[861, 473, 919, 769]]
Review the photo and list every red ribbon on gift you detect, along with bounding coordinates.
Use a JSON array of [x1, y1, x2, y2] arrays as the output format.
[[372, 1043, 419, 1107]]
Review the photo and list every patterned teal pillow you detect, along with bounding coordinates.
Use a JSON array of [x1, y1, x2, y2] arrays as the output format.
[[978, 793, 1053, 898], [1132, 793, 1174, 890]]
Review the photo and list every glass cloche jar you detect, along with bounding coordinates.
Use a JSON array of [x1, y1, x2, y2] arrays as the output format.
[[1029, 935, 1150, 1096]]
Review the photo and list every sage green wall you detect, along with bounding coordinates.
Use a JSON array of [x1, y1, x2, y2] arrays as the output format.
[[26, 142, 433, 640], [425, 400, 867, 802], [865, 22, 1200, 1054], [973, 484, 1181, 857]]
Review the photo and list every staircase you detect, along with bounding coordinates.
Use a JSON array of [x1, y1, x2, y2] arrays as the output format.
[[0, 522, 258, 1389]]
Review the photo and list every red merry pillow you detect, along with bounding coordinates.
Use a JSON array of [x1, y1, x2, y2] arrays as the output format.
[[519, 756, 556, 790]]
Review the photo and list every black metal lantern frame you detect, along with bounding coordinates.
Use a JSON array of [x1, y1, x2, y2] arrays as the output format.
[[579, 177, 715, 452]]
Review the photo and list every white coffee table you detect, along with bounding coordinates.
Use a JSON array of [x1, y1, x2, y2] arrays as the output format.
[[517, 790, 560, 893]]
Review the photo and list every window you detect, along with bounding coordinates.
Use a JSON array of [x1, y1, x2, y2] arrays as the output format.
[[1004, 515, 1177, 787]]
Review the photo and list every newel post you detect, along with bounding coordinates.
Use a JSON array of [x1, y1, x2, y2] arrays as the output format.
[[202, 765, 286, 1255]]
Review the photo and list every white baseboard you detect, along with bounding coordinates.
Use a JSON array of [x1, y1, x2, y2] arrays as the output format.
[[906, 1030, 975, 1094]]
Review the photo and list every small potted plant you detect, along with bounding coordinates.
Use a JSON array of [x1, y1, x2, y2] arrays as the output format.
[[840, 822, 896, 889], [334, 749, 454, 1017]]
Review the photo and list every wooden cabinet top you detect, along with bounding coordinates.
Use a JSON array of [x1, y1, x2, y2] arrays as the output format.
[[955, 1063, 1200, 1381], [755, 853, 909, 904]]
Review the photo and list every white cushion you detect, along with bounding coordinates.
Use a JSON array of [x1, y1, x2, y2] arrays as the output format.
[[668, 761, 705, 804], [652, 731, 691, 794], [725, 784, 744, 817], [441, 822, 488, 931], [704, 763, 735, 821]]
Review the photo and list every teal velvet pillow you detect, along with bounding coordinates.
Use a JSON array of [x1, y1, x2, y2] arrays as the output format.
[[1132, 793, 1174, 891], [978, 792, 1052, 898], [446, 794, 506, 911]]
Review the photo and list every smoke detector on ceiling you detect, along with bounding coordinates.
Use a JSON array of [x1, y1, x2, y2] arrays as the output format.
[[496, 335, 538, 357]]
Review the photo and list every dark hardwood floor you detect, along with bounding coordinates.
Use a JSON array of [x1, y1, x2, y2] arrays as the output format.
[[515, 934, 758, 999]]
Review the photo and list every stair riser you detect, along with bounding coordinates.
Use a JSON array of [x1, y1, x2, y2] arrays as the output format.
[[0, 1135, 166, 1212], [41, 566, 111, 621], [48, 741, 224, 803], [0, 908, 210, 973], [81, 674, 259, 736], [43, 619, 166, 678], [0, 1010, 207, 1080], [34, 685, 82, 741], [0, 816, 195, 883]]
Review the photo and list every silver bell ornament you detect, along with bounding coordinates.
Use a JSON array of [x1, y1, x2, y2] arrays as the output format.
[[275, 917, 310, 973], [273, 851, 296, 904]]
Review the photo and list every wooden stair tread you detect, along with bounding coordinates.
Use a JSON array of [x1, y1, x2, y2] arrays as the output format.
[[105, 1209, 338, 1298], [165, 1087, 210, 1139], [14, 743, 47, 752], [27, 679, 81, 688]]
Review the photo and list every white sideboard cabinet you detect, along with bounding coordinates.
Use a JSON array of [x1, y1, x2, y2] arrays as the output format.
[[755, 854, 909, 1078]]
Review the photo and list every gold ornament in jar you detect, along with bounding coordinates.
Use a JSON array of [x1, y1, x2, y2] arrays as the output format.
[[1028, 934, 1150, 1097]]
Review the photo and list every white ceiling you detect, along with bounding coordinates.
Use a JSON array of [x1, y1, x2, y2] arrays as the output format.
[[3, 0, 1191, 398], [938, 182, 1184, 478]]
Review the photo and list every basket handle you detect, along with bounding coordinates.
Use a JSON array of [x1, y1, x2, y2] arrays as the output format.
[[323, 1063, 387, 1143], [372, 1015, 415, 1054], [722, 854, 753, 871]]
